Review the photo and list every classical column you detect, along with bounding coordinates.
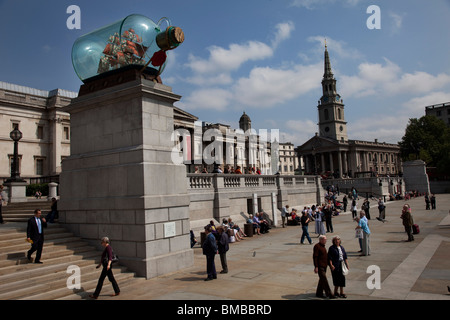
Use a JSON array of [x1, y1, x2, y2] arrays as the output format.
[[329, 152, 334, 173], [343, 151, 348, 176], [338, 151, 343, 178], [321, 153, 325, 174]]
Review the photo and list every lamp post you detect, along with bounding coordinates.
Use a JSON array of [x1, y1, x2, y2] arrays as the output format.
[[4, 127, 27, 203], [8, 127, 25, 182]]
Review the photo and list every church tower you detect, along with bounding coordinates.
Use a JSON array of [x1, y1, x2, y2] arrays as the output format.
[[317, 42, 348, 142]]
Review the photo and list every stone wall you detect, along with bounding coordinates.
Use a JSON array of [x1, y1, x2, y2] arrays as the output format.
[[321, 176, 405, 199], [187, 174, 322, 233]]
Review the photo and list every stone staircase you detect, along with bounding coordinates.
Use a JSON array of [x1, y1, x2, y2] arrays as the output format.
[[2, 199, 52, 223], [0, 222, 143, 300]]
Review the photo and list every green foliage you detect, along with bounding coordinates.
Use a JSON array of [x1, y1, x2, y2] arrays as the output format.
[[399, 115, 450, 174]]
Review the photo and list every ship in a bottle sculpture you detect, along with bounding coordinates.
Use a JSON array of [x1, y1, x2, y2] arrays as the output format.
[[71, 14, 184, 93]]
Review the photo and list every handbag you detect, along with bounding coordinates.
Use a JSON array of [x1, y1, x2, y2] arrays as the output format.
[[341, 261, 348, 275], [111, 250, 119, 263], [355, 228, 364, 239]]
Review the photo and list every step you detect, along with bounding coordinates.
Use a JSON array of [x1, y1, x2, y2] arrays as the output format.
[[0, 237, 85, 258], [0, 250, 99, 277], [0, 221, 142, 300], [0, 225, 69, 241], [22, 270, 137, 300], [0, 231, 76, 249], [0, 242, 92, 268], [0, 263, 132, 300]]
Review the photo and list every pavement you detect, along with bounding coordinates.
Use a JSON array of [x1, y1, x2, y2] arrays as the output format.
[[59, 193, 450, 302]]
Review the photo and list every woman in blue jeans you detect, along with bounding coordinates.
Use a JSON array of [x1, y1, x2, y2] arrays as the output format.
[[300, 210, 313, 244]]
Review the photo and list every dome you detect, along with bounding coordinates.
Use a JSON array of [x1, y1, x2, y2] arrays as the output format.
[[239, 111, 251, 131]]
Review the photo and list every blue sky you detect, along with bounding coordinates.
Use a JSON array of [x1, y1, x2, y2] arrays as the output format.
[[1, 0, 449, 146]]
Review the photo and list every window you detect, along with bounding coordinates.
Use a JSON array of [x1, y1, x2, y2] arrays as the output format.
[[36, 159, 44, 175], [338, 108, 341, 119], [12, 122, 19, 130], [37, 125, 44, 139], [63, 127, 70, 140], [324, 109, 329, 120]]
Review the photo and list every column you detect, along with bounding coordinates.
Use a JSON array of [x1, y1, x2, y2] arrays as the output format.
[[338, 151, 343, 178], [321, 153, 325, 174], [329, 152, 334, 173], [305, 154, 310, 174], [343, 151, 348, 176]]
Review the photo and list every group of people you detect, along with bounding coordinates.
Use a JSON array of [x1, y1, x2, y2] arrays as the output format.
[[247, 212, 271, 235], [313, 235, 349, 299], [194, 165, 262, 175], [201, 212, 274, 281], [201, 222, 233, 281], [424, 193, 437, 210], [281, 204, 336, 245]]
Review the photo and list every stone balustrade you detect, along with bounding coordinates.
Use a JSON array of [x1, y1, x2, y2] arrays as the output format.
[[186, 173, 323, 232]]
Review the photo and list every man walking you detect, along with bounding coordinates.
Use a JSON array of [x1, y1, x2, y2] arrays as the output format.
[[300, 210, 313, 244], [26, 209, 47, 264], [313, 235, 335, 299]]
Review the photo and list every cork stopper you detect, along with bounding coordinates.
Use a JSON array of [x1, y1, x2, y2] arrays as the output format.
[[156, 26, 185, 51]]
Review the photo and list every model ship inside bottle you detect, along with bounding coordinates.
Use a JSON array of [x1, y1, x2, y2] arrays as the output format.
[[71, 14, 184, 83]]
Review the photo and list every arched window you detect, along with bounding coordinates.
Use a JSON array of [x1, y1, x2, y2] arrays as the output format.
[[324, 109, 329, 120], [338, 108, 341, 119]]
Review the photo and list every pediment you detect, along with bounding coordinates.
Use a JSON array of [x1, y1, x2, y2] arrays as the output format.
[[297, 135, 342, 153], [174, 106, 198, 122]]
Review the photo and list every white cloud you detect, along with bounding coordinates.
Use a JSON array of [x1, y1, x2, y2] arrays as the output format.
[[388, 11, 404, 34], [179, 88, 233, 111], [307, 36, 364, 60], [271, 21, 295, 48], [186, 41, 273, 75], [401, 92, 450, 117], [284, 119, 319, 145], [232, 62, 322, 108], [349, 115, 406, 144], [291, 0, 362, 10], [345, 91, 450, 144], [340, 58, 450, 98]]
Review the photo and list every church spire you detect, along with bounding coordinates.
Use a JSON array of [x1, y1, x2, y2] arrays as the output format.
[[323, 39, 334, 80]]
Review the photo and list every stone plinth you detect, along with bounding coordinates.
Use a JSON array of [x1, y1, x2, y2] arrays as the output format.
[[402, 160, 430, 194], [3, 181, 27, 203], [59, 76, 193, 279]]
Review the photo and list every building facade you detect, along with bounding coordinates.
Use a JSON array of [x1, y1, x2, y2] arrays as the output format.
[[1, 82, 289, 183], [425, 102, 450, 126], [279, 142, 300, 175], [0, 81, 76, 182], [296, 44, 402, 178]]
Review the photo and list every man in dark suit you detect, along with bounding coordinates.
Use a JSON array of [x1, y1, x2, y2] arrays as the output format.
[[202, 226, 218, 281], [27, 209, 47, 264]]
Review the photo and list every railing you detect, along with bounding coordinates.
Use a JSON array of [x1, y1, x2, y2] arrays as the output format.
[[1, 175, 60, 185], [187, 173, 319, 191]]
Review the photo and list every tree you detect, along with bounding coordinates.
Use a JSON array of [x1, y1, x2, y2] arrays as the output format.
[[398, 115, 450, 175]]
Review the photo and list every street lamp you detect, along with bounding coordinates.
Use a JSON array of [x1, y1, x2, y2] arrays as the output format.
[[7, 127, 25, 182]]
